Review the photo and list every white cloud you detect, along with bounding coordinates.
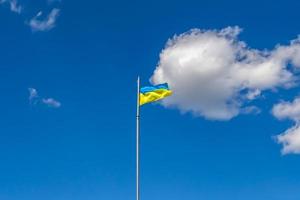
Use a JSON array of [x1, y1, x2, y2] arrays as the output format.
[[42, 98, 61, 108], [246, 89, 261, 100], [277, 125, 300, 155], [0, 0, 22, 14], [28, 88, 61, 108], [1, 1, 62, 32], [241, 106, 261, 115], [151, 26, 300, 120], [272, 97, 300, 154], [28, 8, 60, 32], [273, 97, 300, 122]]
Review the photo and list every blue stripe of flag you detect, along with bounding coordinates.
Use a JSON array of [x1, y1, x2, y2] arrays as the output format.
[[140, 83, 170, 94]]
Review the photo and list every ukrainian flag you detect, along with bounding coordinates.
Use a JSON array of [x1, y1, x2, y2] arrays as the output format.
[[139, 83, 172, 106]]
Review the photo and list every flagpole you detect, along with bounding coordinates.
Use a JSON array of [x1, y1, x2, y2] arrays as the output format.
[[136, 76, 140, 200]]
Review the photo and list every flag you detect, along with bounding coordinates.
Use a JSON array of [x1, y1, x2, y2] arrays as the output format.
[[139, 83, 172, 106]]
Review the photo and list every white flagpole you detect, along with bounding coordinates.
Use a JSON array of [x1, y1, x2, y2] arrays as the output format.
[[136, 76, 140, 200]]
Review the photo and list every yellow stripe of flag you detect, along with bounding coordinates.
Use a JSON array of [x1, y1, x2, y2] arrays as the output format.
[[139, 83, 172, 106]]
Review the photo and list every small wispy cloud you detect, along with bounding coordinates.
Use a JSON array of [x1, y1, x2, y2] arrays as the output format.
[[28, 87, 39, 104], [28, 88, 61, 108], [1, 1, 62, 31], [28, 8, 60, 32], [0, 0, 22, 14], [42, 98, 61, 108]]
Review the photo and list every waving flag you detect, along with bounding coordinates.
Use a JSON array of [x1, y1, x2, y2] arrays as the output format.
[[139, 83, 172, 106]]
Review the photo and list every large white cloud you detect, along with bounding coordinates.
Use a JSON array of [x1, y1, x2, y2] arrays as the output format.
[[273, 97, 300, 154], [151, 26, 300, 120]]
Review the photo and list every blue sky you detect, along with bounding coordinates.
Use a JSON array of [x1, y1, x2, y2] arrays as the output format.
[[1, 0, 300, 199]]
